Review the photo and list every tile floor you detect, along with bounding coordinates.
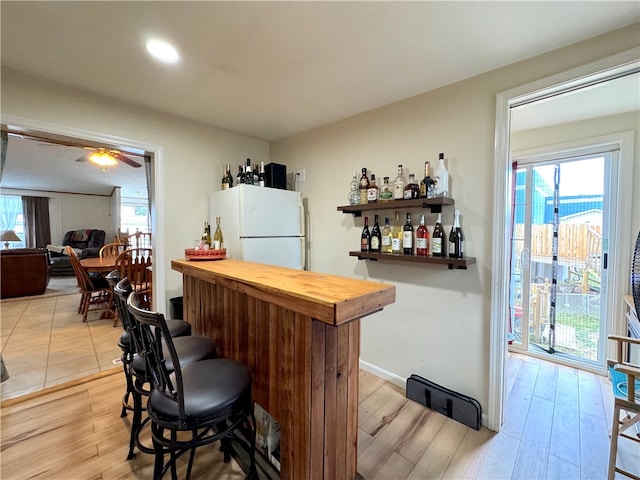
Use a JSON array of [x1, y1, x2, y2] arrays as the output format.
[[0, 278, 123, 401]]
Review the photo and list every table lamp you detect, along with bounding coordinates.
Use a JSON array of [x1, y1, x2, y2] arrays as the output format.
[[1, 230, 21, 249]]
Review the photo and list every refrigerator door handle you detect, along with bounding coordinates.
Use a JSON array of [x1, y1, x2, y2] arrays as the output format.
[[300, 236, 306, 270]]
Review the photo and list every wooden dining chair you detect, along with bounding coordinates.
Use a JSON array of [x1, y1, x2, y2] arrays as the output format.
[[99, 241, 126, 258], [66, 246, 114, 324], [127, 231, 152, 249], [115, 247, 153, 308]]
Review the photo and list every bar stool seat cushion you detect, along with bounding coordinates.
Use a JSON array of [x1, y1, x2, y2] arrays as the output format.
[[149, 358, 252, 426]]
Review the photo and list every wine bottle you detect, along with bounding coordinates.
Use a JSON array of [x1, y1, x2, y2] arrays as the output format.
[[415, 214, 429, 256], [258, 161, 266, 187], [370, 214, 382, 253], [367, 174, 379, 203], [381, 216, 392, 253], [391, 211, 402, 254], [213, 216, 224, 250], [393, 164, 406, 200], [245, 159, 254, 185], [402, 212, 414, 255], [226, 164, 234, 188], [431, 213, 446, 257], [221, 165, 231, 190], [419, 161, 434, 198], [201, 220, 211, 249], [237, 165, 245, 184], [434, 153, 449, 197], [449, 209, 464, 259], [359, 167, 370, 205], [361, 216, 371, 252]]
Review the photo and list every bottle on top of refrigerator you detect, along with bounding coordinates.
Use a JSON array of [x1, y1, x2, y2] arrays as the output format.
[[433, 153, 449, 197], [431, 213, 446, 257], [213, 216, 224, 250], [449, 209, 464, 259], [415, 214, 429, 256], [370, 214, 382, 253], [237, 165, 245, 184], [391, 211, 402, 254], [226, 164, 234, 188], [381, 216, 392, 253], [245, 159, 254, 185], [258, 161, 266, 187], [221, 165, 231, 190], [393, 165, 406, 200], [361, 216, 371, 252]]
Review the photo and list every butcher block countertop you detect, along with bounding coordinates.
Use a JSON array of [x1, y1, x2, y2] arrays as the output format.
[[171, 258, 395, 326]]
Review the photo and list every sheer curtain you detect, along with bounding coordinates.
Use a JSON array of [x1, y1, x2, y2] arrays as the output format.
[[0, 195, 22, 231], [22, 196, 51, 248]]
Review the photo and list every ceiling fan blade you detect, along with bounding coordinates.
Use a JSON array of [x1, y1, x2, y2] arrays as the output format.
[[115, 153, 142, 168]]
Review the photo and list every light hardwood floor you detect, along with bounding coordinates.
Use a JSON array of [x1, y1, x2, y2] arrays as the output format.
[[1, 351, 638, 479]]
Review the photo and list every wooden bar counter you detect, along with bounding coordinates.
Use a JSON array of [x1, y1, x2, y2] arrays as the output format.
[[172, 258, 395, 480]]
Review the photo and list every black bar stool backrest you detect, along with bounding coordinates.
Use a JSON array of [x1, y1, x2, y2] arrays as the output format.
[[127, 292, 187, 425]]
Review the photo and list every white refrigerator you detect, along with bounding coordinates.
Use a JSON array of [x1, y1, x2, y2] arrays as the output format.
[[209, 185, 305, 270]]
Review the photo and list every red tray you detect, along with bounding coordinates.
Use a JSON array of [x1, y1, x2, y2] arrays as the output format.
[[184, 248, 226, 261]]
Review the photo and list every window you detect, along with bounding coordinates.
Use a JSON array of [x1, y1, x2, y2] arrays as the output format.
[[120, 197, 149, 234], [0, 195, 26, 248]]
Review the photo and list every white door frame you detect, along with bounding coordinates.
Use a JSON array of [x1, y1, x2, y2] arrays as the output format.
[[488, 49, 639, 431], [0, 114, 167, 312]]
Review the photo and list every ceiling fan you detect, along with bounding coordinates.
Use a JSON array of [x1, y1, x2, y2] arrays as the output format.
[[75, 148, 142, 168]]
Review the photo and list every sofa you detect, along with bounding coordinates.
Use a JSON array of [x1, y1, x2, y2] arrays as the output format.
[[0, 248, 51, 298], [48, 229, 106, 276]]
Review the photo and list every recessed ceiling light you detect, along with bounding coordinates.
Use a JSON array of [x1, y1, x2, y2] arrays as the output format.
[[146, 39, 179, 64]]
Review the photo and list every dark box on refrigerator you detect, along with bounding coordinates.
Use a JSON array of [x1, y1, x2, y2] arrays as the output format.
[[265, 163, 287, 190]]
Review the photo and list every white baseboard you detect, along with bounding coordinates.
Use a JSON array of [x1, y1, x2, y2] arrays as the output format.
[[358, 359, 406, 389]]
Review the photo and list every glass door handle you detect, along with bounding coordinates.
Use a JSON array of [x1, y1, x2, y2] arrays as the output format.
[[521, 248, 530, 267]]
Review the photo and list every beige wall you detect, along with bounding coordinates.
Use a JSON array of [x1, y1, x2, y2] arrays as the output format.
[[1, 23, 638, 416], [1, 69, 270, 306], [271, 24, 640, 412]]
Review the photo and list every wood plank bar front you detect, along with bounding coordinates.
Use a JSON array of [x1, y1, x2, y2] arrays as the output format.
[[172, 259, 395, 480]]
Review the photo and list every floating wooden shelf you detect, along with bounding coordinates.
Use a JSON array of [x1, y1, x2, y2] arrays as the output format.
[[349, 251, 475, 270], [337, 197, 454, 216]]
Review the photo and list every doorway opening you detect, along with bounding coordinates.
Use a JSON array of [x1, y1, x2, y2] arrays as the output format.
[[508, 150, 613, 370]]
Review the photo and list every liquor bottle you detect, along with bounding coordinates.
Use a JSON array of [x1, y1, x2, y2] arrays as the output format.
[[226, 164, 234, 188], [359, 167, 370, 205], [419, 161, 434, 198], [245, 159, 254, 185], [403, 213, 414, 255], [221, 165, 231, 190], [367, 174, 379, 203], [201, 220, 211, 249], [370, 214, 382, 253], [213, 216, 224, 250], [393, 164, 406, 200], [361, 216, 371, 253], [379, 176, 393, 202], [348, 171, 360, 205], [258, 161, 266, 187], [391, 211, 402, 254], [415, 214, 429, 256], [403, 173, 420, 199], [431, 213, 446, 257], [381, 216, 392, 253], [449, 209, 464, 259], [253, 163, 259, 184], [237, 165, 245, 184], [434, 153, 449, 197]]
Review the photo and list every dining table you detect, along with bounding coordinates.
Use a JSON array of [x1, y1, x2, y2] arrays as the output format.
[[79, 256, 118, 274]]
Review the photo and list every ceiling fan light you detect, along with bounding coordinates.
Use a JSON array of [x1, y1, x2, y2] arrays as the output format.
[[88, 150, 118, 167], [146, 39, 179, 63]]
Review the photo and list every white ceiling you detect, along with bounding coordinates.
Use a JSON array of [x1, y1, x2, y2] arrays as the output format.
[[1, 2, 639, 197]]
